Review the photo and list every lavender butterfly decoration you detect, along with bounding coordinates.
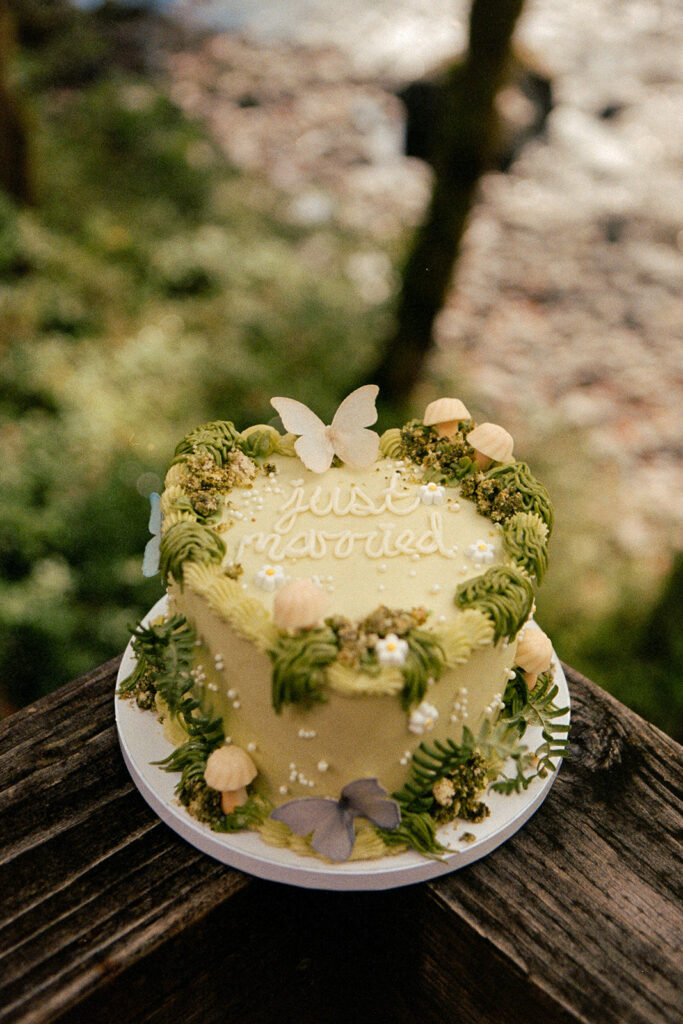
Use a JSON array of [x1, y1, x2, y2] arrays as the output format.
[[142, 492, 161, 577], [270, 778, 401, 862]]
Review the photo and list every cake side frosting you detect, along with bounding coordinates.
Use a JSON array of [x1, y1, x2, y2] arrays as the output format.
[[120, 387, 567, 862]]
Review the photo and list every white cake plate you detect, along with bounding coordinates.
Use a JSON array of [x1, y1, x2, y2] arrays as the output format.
[[115, 597, 570, 891]]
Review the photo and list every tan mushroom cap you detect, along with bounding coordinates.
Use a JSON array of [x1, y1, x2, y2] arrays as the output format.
[[467, 422, 514, 468], [423, 397, 471, 437], [204, 744, 258, 792], [273, 578, 330, 631], [516, 627, 553, 687]]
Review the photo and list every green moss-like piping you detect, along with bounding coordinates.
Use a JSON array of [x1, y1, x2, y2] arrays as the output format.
[[171, 420, 243, 467], [454, 565, 535, 642], [159, 519, 226, 586], [484, 461, 554, 534], [172, 420, 295, 471], [502, 511, 549, 583]]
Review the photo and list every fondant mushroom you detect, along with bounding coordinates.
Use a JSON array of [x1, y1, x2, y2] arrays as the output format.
[[423, 397, 471, 437], [515, 627, 553, 689], [273, 578, 330, 631], [204, 745, 258, 814], [466, 422, 514, 470]]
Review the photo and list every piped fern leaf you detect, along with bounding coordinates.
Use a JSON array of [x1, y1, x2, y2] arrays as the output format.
[[400, 629, 444, 710], [376, 810, 449, 858], [268, 627, 338, 713]]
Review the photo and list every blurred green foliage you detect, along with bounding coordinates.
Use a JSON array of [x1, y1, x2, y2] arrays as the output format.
[[0, 47, 395, 709]]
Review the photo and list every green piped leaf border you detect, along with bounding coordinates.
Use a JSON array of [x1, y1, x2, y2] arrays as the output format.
[[455, 565, 535, 643], [172, 420, 243, 467], [502, 511, 549, 583], [484, 461, 553, 534], [172, 419, 292, 469], [159, 520, 226, 587], [389, 416, 553, 576]]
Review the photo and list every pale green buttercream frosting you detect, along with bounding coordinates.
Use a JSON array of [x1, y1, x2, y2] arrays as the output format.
[[502, 511, 549, 582], [183, 562, 278, 648], [326, 661, 404, 697], [379, 428, 403, 459], [438, 608, 495, 665]]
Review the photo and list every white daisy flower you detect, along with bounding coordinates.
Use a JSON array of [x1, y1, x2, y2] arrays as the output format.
[[255, 564, 286, 591], [419, 482, 446, 505], [408, 700, 439, 735], [467, 540, 496, 565], [375, 633, 409, 666]]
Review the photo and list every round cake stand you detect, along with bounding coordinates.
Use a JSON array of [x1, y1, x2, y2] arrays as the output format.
[[115, 597, 570, 891]]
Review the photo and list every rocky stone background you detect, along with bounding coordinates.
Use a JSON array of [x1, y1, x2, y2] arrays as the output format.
[[163, 0, 681, 637]]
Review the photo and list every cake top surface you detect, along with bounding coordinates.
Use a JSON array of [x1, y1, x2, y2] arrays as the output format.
[[220, 453, 505, 622]]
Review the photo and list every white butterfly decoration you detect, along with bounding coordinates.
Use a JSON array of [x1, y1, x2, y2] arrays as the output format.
[[271, 385, 380, 474]]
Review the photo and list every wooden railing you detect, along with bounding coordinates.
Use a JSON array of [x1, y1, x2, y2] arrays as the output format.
[[1, 659, 681, 1024]]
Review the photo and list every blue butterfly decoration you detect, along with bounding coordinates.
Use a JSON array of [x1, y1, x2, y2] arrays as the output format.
[[142, 492, 161, 577], [270, 778, 401, 862]]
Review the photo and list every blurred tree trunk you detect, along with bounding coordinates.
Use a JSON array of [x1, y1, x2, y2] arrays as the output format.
[[370, 0, 526, 402], [0, 0, 33, 204]]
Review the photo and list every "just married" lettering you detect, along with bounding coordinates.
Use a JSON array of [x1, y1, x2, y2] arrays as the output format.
[[232, 475, 457, 563]]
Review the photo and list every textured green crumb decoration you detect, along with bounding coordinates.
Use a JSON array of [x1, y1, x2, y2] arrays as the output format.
[[159, 520, 226, 586], [398, 419, 476, 484], [328, 605, 428, 670], [455, 565, 535, 642], [458, 471, 523, 523], [180, 452, 255, 518], [502, 511, 550, 582], [483, 462, 554, 534]]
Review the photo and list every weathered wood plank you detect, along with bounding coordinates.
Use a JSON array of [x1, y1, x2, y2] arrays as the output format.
[[0, 659, 681, 1024]]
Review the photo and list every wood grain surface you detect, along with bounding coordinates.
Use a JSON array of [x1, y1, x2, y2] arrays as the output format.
[[1, 658, 681, 1024]]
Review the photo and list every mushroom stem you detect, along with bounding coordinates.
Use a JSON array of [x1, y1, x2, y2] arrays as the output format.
[[435, 418, 460, 438], [474, 451, 493, 471], [523, 671, 538, 690], [221, 787, 249, 815]]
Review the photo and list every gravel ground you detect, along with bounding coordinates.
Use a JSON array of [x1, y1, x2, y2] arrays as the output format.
[[164, 0, 682, 597]]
